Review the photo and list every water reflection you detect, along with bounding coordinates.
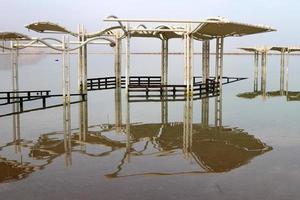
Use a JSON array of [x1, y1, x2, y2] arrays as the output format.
[[106, 94, 271, 178], [0, 89, 272, 183]]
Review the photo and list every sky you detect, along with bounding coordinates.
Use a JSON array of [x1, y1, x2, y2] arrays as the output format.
[[1, 0, 300, 52]]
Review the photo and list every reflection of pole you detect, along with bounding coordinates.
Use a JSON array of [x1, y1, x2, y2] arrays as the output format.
[[125, 94, 131, 162], [79, 101, 87, 142], [64, 123, 72, 167], [184, 23, 193, 96], [254, 51, 259, 92], [201, 98, 209, 127], [125, 23, 130, 94], [115, 86, 122, 132], [183, 96, 193, 158], [161, 100, 168, 125], [215, 95, 222, 127], [280, 50, 285, 95], [261, 51, 267, 99], [202, 40, 210, 84]]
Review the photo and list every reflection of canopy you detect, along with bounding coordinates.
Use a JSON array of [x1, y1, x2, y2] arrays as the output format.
[[0, 32, 31, 40], [0, 157, 35, 183], [130, 123, 271, 172], [239, 47, 270, 52], [238, 91, 300, 101]]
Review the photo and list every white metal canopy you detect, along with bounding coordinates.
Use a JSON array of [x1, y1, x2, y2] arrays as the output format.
[[25, 22, 77, 36], [0, 32, 31, 40], [104, 16, 276, 40], [240, 46, 300, 53]]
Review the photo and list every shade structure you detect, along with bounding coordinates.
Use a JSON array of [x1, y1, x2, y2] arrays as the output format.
[[270, 46, 289, 52], [0, 32, 31, 40], [239, 46, 271, 52], [240, 46, 300, 53], [288, 47, 300, 52], [104, 16, 276, 40], [25, 21, 77, 36], [192, 17, 275, 40]]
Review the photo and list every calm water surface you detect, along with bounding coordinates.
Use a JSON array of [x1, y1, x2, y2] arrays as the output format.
[[0, 53, 299, 200]]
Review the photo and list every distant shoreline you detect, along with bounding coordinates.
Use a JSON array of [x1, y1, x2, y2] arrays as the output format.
[[1, 52, 300, 55]]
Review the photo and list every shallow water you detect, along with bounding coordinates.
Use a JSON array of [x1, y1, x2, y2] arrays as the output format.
[[0, 53, 300, 200]]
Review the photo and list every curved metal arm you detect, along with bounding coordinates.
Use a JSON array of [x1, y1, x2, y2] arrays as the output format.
[[1, 36, 115, 52], [35, 38, 64, 51], [68, 36, 115, 51], [0, 44, 13, 50], [87, 26, 124, 38], [106, 15, 126, 33], [40, 37, 63, 44]]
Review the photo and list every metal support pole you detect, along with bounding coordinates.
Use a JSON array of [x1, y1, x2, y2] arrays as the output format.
[[202, 40, 210, 84], [254, 51, 259, 92], [115, 32, 122, 89], [78, 25, 88, 139], [125, 23, 131, 94], [161, 39, 168, 85], [280, 50, 285, 95], [215, 37, 224, 88], [285, 52, 289, 97], [78, 25, 88, 99], [184, 23, 193, 96], [215, 37, 224, 127], [161, 38, 169, 124], [261, 51, 267, 99], [78, 25, 84, 94]]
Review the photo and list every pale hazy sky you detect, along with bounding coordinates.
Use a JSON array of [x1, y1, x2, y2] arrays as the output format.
[[1, 0, 299, 51]]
